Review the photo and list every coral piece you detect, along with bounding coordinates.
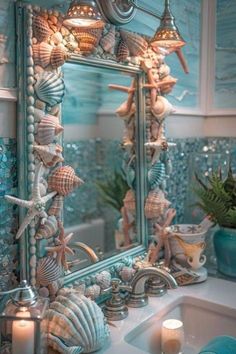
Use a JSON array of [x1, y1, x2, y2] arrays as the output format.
[[144, 190, 170, 220], [35, 215, 58, 240], [33, 16, 52, 42], [48, 166, 84, 196], [34, 143, 64, 168], [5, 162, 57, 239], [36, 116, 64, 145], [45, 221, 74, 270], [116, 39, 129, 62], [37, 256, 63, 286], [34, 72, 65, 107], [120, 30, 148, 56], [43, 293, 110, 354], [100, 26, 115, 53]]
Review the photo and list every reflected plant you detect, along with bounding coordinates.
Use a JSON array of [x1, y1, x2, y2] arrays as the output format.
[[96, 170, 129, 212], [194, 167, 236, 229]]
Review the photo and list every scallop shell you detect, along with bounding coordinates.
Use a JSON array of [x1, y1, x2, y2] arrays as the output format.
[[51, 31, 63, 45], [95, 271, 111, 289], [34, 144, 64, 167], [72, 21, 104, 55], [48, 166, 84, 196], [100, 26, 115, 53], [35, 215, 58, 240], [37, 257, 63, 286], [120, 30, 148, 56], [43, 293, 110, 354], [36, 116, 64, 145], [148, 161, 166, 190], [123, 189, 136, 216], [33, 16, 52, 42], [48, 195, 64, 217], [144, 190, 171, 219], [84, 284, 101, 300], [34, 72, 65, 107], [116, 39, 129, 62], [119, 267, 135, 282], [50, 46, 68, 69], [33, 42, 53, 68], [151, 96, 174, 122]]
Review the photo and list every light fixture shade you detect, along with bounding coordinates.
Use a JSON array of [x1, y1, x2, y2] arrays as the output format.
[[63, 0, 103, 27], [151, 0, 186, 49]]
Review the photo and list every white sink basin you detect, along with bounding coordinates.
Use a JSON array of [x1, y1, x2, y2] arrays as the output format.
[[96, 277, 236, 354], [125, 296, 236, 354]]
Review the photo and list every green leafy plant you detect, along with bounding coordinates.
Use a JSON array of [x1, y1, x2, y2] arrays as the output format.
[[96, 170, 129, 212], [194, 168, 236, 229]]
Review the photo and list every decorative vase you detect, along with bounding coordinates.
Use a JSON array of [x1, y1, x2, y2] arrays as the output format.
[[214, 227, 236, 277]]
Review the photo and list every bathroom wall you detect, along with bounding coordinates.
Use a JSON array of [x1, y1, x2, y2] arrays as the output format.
[[0, 0, 236, 288]]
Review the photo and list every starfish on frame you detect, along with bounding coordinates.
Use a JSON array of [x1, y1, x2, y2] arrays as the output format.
[[5, 162, 57, 239], [45, 221, 74, 270]]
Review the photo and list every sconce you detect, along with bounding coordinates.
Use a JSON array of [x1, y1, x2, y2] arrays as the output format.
[[0, 280, 49, 354]]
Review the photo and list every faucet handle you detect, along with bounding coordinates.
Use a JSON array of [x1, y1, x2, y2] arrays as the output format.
[[102, 278, 129, 321]]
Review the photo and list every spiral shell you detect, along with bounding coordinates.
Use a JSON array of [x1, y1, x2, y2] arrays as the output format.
[[48, 166, 84, 196], [43, 293, 110, 354], [33, 42, 53, 68], [116, 40, 129, 62], [35, 215, 58, 240], [50, 46, 68, 69], [151, 96, 174, 122], [34, 72, 65, 107], [95, 271, 111, 289], [34, 144, 64, 167], [72, 21, 104, 55], [48, 195, 64, 217], [100, 26, 115, 53], [123, 189, 136, 216], [120, 30, 148, 56], [144, 190, 170, 219], [33, 15, 52, 42], [37, 257, 63, 286], [36, 116, 64, 145], [148, 161, 166, 190]]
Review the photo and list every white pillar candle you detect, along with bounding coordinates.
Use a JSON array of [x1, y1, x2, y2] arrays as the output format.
[[12, 310, 35, 354], [161, 319, 184, 354]]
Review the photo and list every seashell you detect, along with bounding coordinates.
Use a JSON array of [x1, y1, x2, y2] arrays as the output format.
[[39, 178, 48, 197], [39, 287, 50, 298], [116, 101, 135, 119], [116, 39, 129, 62], [120, 30, 148, 56], [34, 108, 45, 122], [48, 195, 64, 217], [51, 31, 63, 45], [36, 116, 63, 145], [72, 21, 104, 55], [34, 72, 65, 107], [100, 26, 115, 53], [144, 190, 171, 219], [34, 144, 64, 167], [151, 96, 174, 122], [95, 271, 111, 289], [148, 161, 166, 190], [35, 215, 58, 239], [159, 63, 171, 79], [159, 75, 177, 95], [84, 284, 101, 300], [37, 257, 63, 286], [33, 42, 53, 68], [123, 189, 136, 215], [33, 16, 52, 42], [119, 267, 135, 282], [35, 99, 46, 111], [48, 166, 84, 196], [44, 293, 110, 354], [50, 46, 68, 69]]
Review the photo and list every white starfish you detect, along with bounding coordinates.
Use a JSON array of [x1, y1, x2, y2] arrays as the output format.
[[5, 162, 57, 239]]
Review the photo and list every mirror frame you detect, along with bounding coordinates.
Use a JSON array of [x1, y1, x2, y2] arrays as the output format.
[[16, 2, 148, 288]]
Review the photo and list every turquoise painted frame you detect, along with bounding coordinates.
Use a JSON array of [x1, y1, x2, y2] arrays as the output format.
[[16, 2, 148, 287]]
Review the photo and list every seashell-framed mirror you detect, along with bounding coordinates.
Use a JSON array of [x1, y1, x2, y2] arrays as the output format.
[[15, 1, 148, 293]]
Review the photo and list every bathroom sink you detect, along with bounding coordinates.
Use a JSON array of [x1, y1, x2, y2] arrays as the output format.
[[125, 296, 236, 354]]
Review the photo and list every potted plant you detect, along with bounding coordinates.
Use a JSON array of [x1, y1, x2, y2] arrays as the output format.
[[194, 168, 236, 277]]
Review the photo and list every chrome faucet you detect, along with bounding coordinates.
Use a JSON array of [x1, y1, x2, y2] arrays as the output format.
[[127, 267, 178, 308]]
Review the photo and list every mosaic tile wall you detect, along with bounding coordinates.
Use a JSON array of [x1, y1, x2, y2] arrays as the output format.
[[0, 138, 17, 291]]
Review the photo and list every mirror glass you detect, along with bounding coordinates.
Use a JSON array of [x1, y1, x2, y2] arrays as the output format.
[[62, 62, 140, 272]]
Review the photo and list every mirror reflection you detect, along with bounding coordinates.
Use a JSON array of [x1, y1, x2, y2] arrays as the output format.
[[62, 62, 139, 272]]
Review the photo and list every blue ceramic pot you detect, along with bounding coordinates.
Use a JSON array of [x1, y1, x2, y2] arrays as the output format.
[[214, 227, 236, 277]]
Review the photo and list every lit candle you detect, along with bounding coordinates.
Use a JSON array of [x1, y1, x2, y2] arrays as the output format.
[[161, 319, 184, 354], [12, 310, 35, 354]]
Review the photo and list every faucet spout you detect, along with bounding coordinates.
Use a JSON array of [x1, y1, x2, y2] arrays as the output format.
[[127, 267, 177, 308], [72, 242, 99, 264]]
